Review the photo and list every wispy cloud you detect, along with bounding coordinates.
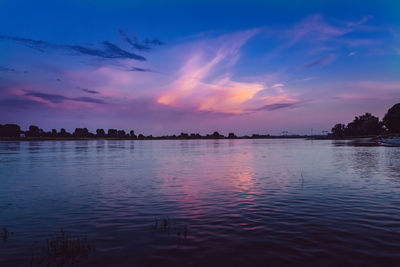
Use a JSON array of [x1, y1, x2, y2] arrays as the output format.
[[79, 87, 100, 94], [157, 30, 297, 114], [119, 29, 166, 51], [144, 38, 166, 46], [286, 14, 348, 46], [0, 34, 146, 61], [0, 66, 28, 74], [24, 91, 104, 104], [119, 29, 151, 51], [251, 102, 301, 111], [346, 16, 373, 27], [301, 54, 336, 69], [128, 66, 153, 72], [284, 14, 382, 53], [0, 66, 16, 72]]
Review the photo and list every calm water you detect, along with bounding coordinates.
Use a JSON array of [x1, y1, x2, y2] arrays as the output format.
[[0, 139, 399, 266]]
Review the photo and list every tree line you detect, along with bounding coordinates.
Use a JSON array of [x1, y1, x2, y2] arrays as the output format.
[[2, 102, 398, 140], [331, 103, 400, 138], [0, 125, 279, 140]]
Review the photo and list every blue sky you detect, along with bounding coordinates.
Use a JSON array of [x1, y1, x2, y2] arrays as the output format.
[[0, 0, 399, 135]]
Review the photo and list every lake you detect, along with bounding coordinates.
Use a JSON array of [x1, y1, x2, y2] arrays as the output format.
[[0, 139, 399, 266]]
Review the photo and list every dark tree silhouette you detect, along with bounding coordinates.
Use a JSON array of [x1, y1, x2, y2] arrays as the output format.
[[26, 125, 40, 137], [179, 132, 189, 139], [73, 128, 90, 137], [129, 130, 137, 139], [96, 129, 106, 137], [383, 103, 400, 133], [117, 130, 126, 138], [228, 132, 236, 138], [331, 124, 345, 138], [60, 128, 69, 137], [0, 124, 20, 137], [344, 113, 382, 136], [51, 129, 57, 137], [212, 131, 223, 139], [108, 129, 118, 138]]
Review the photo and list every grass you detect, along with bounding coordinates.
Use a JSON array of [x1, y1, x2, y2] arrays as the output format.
[[29, 229, 94, 267]]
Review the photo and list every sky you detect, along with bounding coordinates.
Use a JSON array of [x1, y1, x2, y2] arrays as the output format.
[[0, 0, 399, 135]]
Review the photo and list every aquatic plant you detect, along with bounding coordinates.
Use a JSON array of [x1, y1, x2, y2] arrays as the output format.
[[153, 217, 188, 240], [2, 225, 10, 243], [29, 229, 94, 267]]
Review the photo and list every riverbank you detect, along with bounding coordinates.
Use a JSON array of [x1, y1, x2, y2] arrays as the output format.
[[0, 135, 311, 141]]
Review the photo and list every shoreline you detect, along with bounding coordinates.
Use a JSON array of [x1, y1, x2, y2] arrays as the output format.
[[0, 136, 313, 141], [0, 135, 394, 141]]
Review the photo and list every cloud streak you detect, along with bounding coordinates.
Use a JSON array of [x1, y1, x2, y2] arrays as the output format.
[[119, 29, 151, 51], [128, 66, 153, 72], [0, 34, 146, 61], [251, 102, 301, 111], [301, 54, 336, 69], [0, 66, 16, 72], [80, 88, 100, 94], [24, 91, 105, 104]]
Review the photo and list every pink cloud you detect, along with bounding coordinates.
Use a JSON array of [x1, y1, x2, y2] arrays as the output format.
[[157, 30, 296, 114]]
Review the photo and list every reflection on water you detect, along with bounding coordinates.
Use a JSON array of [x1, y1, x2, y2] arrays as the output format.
[[0, 139, 399, 266]]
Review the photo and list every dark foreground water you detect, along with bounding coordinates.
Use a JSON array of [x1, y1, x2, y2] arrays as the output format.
[[0, 139, 399, 266]]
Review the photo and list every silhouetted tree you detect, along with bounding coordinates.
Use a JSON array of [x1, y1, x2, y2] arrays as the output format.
[[51, 129, 57, 137], [130, 130, 137, 139], [138, 134, 145, 139], [108, 129, 118, 138], [73, 128, 90, 138], [331, 124, 345, 138], [179, 132, 189, 139], [59, 128, 69, 137], [117, 130, 126, 138], [26, 125, 40, 137], [212, 131, 223, 139], [96, 129, 106, 137], [0, 124, 20, 137], [228, 132, 236, 139], [383, 103, 400, 133], [345, 113, 382, 136]]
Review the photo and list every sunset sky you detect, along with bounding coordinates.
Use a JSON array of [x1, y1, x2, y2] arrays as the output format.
[[1, 0, 399, 135]]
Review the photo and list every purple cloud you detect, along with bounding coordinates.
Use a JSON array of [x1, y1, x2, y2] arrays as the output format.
[[301, 54, 337, 69], [24, 91, 105, 104]]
